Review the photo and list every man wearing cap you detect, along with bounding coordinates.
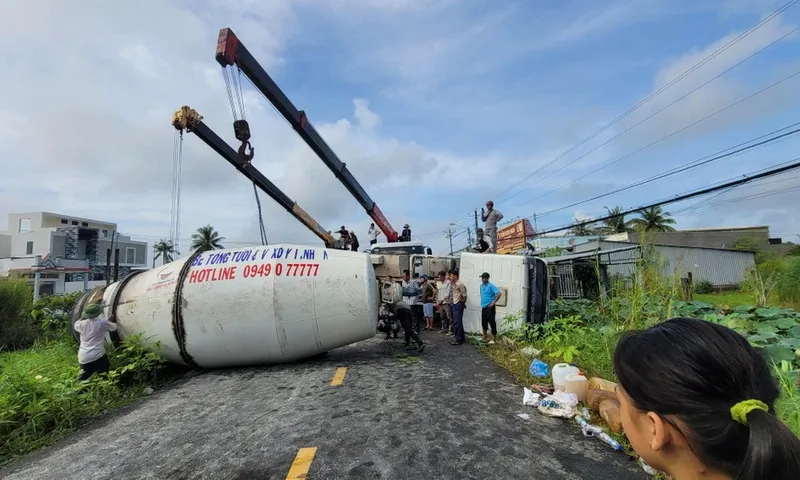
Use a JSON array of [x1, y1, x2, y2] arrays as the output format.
[[479, 272, 502, 344], [401, 224, 411, 242], [481, 201, 504, 254], [73, 303, 118, 381]]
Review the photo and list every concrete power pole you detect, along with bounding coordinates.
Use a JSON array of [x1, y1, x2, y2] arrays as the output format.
[[445, 225, 455, 255], [474, 209, 479, 235]]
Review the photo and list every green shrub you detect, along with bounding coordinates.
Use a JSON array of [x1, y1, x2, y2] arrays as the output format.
[[776, 257, 800, 306], [0, 279, 36, 350], [31, 291, 82, 340], [693, 279, 714, 295]]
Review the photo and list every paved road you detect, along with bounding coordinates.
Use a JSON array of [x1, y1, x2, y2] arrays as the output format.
[[1, 332, 646, 479]]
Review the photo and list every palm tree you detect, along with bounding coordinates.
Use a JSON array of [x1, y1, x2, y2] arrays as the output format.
[[569, 218, 596, 236], [153, 239, 178, 266], [190, 225, 225, 252], [602, 206, 629, 234], [629, 206, 676, 232]]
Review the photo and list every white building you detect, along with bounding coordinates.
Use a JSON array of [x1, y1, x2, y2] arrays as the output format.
[[0, 211, 148, 296]]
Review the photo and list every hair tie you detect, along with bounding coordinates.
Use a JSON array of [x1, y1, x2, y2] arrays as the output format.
[[730, 399, 769, 425]]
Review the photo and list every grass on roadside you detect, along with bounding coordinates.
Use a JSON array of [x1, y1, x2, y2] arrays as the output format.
[[0, 335, 182, 466]]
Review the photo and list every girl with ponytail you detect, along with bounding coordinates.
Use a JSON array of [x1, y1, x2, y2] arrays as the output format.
[[613, 317, 800, 479]]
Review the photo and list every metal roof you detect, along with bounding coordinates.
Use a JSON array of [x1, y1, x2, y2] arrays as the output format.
[[540, 245, 640, 263]]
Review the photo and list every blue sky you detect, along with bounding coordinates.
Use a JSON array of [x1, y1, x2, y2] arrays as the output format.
[[1, 0, 799, 259]]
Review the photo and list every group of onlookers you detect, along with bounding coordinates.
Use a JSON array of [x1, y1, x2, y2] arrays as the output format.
[[398, 267, 501, 347]]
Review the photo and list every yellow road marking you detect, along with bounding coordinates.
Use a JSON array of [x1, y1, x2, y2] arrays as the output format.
[[286, 447, 317, 479], [330, 367, 348, 386]]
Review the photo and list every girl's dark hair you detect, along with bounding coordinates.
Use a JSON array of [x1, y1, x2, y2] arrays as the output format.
[[613, 317, 800, 480]]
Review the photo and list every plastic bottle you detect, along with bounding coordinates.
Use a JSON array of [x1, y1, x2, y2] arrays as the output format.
[[552, 363, 580, 392], [564, 372, 589, 403]]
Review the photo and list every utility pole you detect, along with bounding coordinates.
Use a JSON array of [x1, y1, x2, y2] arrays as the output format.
[[474, 209, 479, 234], [445, 225, 455, 256], [533, 213, 538, 233], [467, 227, 472, 247]]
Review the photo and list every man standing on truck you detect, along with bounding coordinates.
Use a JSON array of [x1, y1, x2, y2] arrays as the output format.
[[474, 228, 490, 253], [348, 230, 360, 252], [481, 201, 504, 254], [449, 269, 468, 346], [401, 224, 411, 242], [479, 272, 502, 344], [436, 270, 452, 335], [368, 223, 380, 246]]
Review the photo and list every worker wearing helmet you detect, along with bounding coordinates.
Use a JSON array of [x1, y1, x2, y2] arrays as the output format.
[[73, 302, 118, 381]]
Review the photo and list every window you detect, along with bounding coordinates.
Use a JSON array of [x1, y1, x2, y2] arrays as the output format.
[[102, 229, 108, 238], [71, 220, 78, 226], [371, 245, 426, 255], [81, 222, 88, 227], [26, 241, 33, 255], [126, 247, 136, 264], [18, 218, 31, 233], [60, 219, 68, 224]]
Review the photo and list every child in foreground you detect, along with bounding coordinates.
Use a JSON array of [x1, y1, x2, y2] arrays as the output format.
[[613, 317, 800, 480]]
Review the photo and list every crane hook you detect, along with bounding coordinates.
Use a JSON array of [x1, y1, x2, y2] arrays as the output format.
[[239, 141, 254, 163]]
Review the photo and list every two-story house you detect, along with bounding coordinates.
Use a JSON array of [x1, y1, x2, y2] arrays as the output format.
[[0, 211, 148, 295]]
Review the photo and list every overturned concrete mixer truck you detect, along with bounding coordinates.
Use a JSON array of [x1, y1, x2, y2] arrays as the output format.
[[70, 244, 550, 368]]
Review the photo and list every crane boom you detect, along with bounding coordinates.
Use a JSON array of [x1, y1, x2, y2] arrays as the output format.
[[215, 28, 400, 243], [172, 106, 336, 248]]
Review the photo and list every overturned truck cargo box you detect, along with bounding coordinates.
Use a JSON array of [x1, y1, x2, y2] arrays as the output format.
[[72, 245, 379, 368]]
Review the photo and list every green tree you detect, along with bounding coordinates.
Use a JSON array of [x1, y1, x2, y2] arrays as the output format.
[[629, 206, 676, 232], [601, 206, 629, 234], [153, 239, 178, 266], [190, 225, 225, 253], [569, 219, 597, 236]]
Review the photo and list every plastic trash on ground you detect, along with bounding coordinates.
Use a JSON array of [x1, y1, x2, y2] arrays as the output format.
[[575, 416, 623, 451], [529, 358, 549, 377], [639, 458, 659, 476], [520, 345, 541, 358], [523, 387, 541, 406], [516, 413, 531, 420], [538, 397, 577, 419], [550, 390, 579, 407]]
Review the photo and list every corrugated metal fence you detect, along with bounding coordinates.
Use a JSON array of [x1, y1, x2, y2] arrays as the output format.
[[573, 241, 755, 286]]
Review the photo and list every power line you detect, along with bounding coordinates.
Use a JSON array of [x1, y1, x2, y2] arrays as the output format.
[[534, 158, 800, 235], [533, 122, 800, 219], [491, 0, 799, 203], [515, 66, 800, 211]]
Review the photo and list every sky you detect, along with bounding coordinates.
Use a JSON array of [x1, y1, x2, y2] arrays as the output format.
[[1, 0, 800, 263]]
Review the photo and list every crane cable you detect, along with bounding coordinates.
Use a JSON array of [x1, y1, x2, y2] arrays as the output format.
[[170, 131, 183, 252], [222, 65, 268, 246]]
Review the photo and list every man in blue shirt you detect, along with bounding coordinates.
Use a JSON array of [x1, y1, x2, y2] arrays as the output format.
[[479, 272, 502, 344]]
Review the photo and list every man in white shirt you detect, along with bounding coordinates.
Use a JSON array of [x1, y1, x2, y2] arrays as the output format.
[[73, 303, 118, 381], [368, 223, 380, 246]]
